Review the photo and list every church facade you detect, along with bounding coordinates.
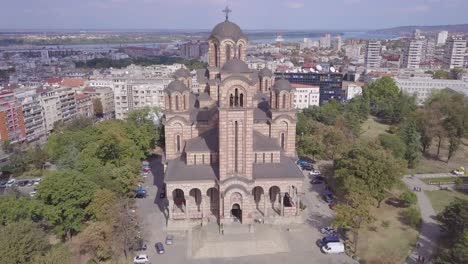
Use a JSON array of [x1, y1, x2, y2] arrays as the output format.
[[163, 13, 304, 227]]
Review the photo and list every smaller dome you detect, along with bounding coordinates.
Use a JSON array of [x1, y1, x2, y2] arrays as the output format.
[[165, 80, 189, 94], [221, 58, 251, 74], [272, 79, 293, 92], [259, 67, 273, 77], [173, 68, 191, 79]]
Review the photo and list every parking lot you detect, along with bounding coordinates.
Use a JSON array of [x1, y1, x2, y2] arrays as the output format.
[[133, 156, 357, 264], [0, 178, 40, 197]]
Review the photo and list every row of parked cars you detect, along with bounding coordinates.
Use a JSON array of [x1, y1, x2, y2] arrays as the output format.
[[0, 178, 41, 188], [133, 235, 174, 263]]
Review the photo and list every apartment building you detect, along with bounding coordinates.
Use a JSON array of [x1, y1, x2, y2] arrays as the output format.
[[365, 41, 382, 70], [38, 86, 77, 133], [0, 91, 26, 143], [394, 76, 468, 104], [84, 87, 115, 120], [75, 94, 94, 118], [402, 39, 424, 69], [291, 83, 320, 109], [14, 88, 46, 142], [444, 36, 466, 69]]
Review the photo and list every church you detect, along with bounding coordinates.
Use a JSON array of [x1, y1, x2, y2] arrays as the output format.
[[163, 9, 304, 227]]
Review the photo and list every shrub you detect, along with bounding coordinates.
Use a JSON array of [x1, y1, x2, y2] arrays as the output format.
[[381, 220, 390, 228], [404, 207, 421, 228], [400, 191, 417, 207], [299, 201, 307, 210]]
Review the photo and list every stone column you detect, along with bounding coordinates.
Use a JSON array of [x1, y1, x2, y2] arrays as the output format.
[[296, 196, 300, 216], [185, 200, 189, 219], [168, 199, 174, 219], [263, 194, 268, 217], [279, 193, 284, 216]]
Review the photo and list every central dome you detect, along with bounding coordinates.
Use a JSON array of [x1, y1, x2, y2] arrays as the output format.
[[210, 20, 247, 42], [221, 58, 251, 73]]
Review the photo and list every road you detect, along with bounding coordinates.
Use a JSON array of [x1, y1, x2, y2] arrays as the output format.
[[403, 175, 441, 264]]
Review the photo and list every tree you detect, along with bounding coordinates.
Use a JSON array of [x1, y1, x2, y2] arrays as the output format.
[[37, 170, 97, 239], [0, 221, 49, 264], [399, 190, 417, 207], [32, 244, 71, 264], [78, 222, 113, 262], [400, 119, 422, 168], [1, 140, 13, 153], [335, 142, 406, 207], [323, 127, 346, 160], [433, 70, 450, 80], [378, 134, 407, 159], [0, 196, 44, 225], [363, 77, 400, 121], [404, 207, 421, 228], [87, 189, 118, 222], [297, 135, 324, 160], [92, 98, 104, 117], [333, 190, 374, 253]]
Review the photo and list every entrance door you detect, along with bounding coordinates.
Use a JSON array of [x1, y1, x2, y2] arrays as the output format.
[[231, 203, 242, 223]]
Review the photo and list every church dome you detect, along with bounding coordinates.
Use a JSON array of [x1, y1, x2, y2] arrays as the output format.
[[165, 80, 189, 94], [259, 67, 273, 77], [272, 79, 293, 92], [210, 20, 247, 42], [221, 58, 251, 74], [173, 68, 191, 79]]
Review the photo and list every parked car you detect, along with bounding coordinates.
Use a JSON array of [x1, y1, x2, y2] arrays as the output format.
[[5, 179, 16, 187], [29, 191, 37, 197], [321, 242, 345, 254], [27, 181, 34, 186], [321, 235, 340, 245], [297, 160, 309, 167], [33, 178, 41, 186], [309, 169, 321, 177], [133, 254, 149, 264], [17, 180, 28, 187], [452, 169, 465, 176], [165, 234, 174, 245], [311, 179, 324, 184], [301, 163, 313, 171], [320, 227, 336, 235], [155, 242, 165, 254], [0, 181, 6, 188], [160, 184, 166, 199], [323, 194, 334, 203], [135, 188, 147, 198]]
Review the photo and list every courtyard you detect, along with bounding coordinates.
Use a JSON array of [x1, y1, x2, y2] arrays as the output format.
[[133, 155, 357, 264]]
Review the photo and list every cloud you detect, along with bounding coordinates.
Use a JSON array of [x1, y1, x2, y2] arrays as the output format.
[[286, 2, 304, 9]]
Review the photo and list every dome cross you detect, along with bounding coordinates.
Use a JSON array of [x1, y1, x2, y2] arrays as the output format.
[[222, 6, 232, 21]]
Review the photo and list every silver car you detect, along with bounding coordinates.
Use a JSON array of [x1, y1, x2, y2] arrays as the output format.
[[165, 235, 173, 245]]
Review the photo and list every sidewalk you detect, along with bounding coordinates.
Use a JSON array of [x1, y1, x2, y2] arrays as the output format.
[[402, 176, 441, 264]]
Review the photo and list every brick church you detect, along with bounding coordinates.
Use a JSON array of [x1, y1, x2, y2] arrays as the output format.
[[163, 10, 304, 227]]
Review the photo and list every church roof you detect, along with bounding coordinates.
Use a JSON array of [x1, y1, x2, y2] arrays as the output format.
[[221, 58, 251, 74], [272, 79, 294, 92], [253, 131, 281, 151], [253, 155, 303, 180], [165, 80, 189, 94], [210, 20, 247, 42], [259, 67, 273, 77], [185, 128, 218, 152], [165, 157, 219, 182], [173, 68, 191, 79]]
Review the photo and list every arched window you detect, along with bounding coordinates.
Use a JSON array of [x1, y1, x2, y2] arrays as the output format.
[[175, 95, 179, 111], [255, 153, 257, 163], [282, 94, 287, 109], [281, 133, 285, 150], [271, 153, 273, 163], [226, 45, 231, 61], [240, 93, 244, 107], [234, 88, 239, 106], [168, 95, 172, 110], [234, 121, 238, 173], [194, 154, 197, 164], [259, 78, 263, 91], [202, 154, 205, 164], [229, 94, 234, 107], [183, 95, 186, 110], [214, 44, 218, 67], [238, 44, 242, 59], [262, 153, 265, 163], [265, 80, 269, 91], [176, 135, 181, 153]]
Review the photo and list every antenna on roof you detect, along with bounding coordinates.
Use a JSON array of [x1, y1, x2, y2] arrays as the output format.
[[222, 5, 232, 21]]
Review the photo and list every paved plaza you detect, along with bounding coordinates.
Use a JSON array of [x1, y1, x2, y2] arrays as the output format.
[[134, 155, 357, 264]]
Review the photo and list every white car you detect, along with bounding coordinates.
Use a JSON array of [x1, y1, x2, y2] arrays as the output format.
[[5, 179, 16, 187], [322, 242, 345, 254], [309, 169, 321, 177], [452, 169, 465, 176], [133, 254, 149, 264], [29, 191, 37, 197]]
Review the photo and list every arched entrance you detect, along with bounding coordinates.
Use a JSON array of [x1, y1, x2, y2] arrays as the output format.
[[231, 203, 242, 223]]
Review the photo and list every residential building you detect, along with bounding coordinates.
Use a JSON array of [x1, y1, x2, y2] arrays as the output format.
[[84, 87, 115, 120], [14, 89, 46, 142], [444, 36, 466, 69], [437, 31, 448, 46], [344, 83, 363, 101], [0, 91, 26, 143], [365, 41, 382, 70], [394, 76, 468, 104], [278, 72, 343, 105], [291, 83, 320, 109], [180, 40, 209, 59], [413, 29, 421, 39], [402, 39, 424, 69], [332, 36, 342, 51], [345, 44, 362, 61], [320, 34, 331, 49], [38, 86, 77, 133], [75, 94, 94, 118], [163, 15, 303, 227]]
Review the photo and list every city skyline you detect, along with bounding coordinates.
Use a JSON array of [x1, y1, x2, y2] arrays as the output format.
[[0, 0, 467, 30]]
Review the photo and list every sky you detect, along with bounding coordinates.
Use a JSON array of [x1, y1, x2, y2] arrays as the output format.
[[0, 0, 467, 30]]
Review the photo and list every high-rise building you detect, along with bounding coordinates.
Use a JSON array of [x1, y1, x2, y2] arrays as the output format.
[[424, 38, 436, 62], [14, 89, 46, 142], [38, 86, 77, 134], [332, 36, 342, 51], [444, 36, 466, 69], [413, 29, 422, 39], [402, 39, 424, 69], [75, 94, 94, 118], [437, 31, 448, 46], [320, 34, 331, 49], [0, 91, 26, 143], [365, 41, 382, 70]]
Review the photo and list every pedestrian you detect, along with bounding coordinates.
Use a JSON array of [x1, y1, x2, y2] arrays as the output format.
[[418, 255, 421, 263], [422, 256, 425, 264]]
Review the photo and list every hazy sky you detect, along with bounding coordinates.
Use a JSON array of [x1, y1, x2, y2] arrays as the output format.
[[0, 0, 467, 30]]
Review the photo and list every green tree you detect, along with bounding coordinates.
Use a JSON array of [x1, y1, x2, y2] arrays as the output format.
[[87, 189, 119, 222], [378, 133, 407, 159], [78, 222, 113, 262], [363, 77, 400, 121], [404, 206, 421, 228], [297, 135, 324, 160], [0, 196, 44, 225], [323, 127, 346, 160], [0, 221, 49, 264], [37, 170, 97, 239], [399, 190, 417, 207], [433, 70, 450, 79], [32, 244, 71, 264], [400, 119, 422, 168], [1, 140, 14, 153], [92, 98, 104, 117]]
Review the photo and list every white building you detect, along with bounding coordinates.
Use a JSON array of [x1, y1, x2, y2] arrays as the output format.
[[332, 36, 342, 51], [320, 34, 331, 49], [444, 36, 466, 69], [344, 83, 363, 101], [38, 86, 77, 133], [437, 31, 448, 46], [394, 76, 468, 104], [345, 44, 362, 61], [365, 41, 382, 71], [291, 83, 320, 109], [14, 88, 47, 142], [402, 39, 424, 69]]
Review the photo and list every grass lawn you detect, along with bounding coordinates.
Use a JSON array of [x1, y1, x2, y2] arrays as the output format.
[[359, 116, 390, 141], [421, 177, 468, 185], [357, 201, 419, 264], [424, 189, 468, 214]]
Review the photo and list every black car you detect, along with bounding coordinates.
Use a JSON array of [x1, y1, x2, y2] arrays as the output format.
[[314, 176, 325, 181], [155, 242, 165, 254], [311, 179, 324, 184], [301, 163, 313, 171], [17, 180, 28, 186]]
